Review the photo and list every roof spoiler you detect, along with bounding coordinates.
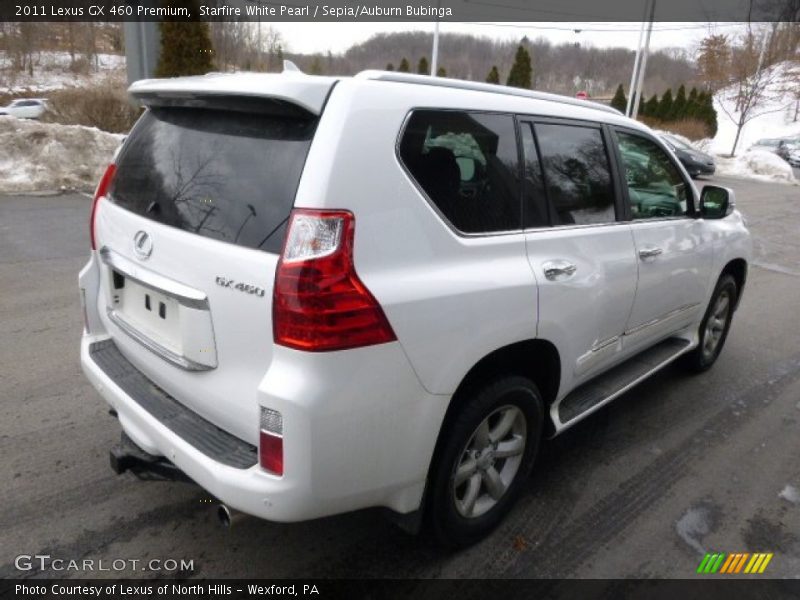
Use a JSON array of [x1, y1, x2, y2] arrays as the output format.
[[129, 69, 338, 116]]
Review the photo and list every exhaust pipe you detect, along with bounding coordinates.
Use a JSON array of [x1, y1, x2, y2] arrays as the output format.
[[217, 504, 249, 528]]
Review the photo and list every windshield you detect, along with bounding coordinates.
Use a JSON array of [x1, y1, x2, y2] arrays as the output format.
[[663, 135, 693, 151]]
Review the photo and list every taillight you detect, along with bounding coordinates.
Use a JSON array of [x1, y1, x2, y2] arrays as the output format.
[[259, 407, 284, 476], [90, 163, 116, 250], [273, 209, 396, 352]]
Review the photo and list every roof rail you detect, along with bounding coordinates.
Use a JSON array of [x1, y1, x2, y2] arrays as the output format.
[[354, 70, 623, 116]]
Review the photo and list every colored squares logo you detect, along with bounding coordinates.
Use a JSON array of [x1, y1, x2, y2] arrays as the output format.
[[697, 552, 773, 574]]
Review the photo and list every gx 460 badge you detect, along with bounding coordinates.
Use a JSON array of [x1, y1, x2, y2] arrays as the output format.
[[215, 277, 265, 298]]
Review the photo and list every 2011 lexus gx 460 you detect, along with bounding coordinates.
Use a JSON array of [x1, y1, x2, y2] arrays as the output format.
[[79, 66, 751, 546]]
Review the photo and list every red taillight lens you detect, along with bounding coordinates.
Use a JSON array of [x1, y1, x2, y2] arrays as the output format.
[[90, 163, 116, 250], [259, 431, 284, 476], [273, 209, 396, 352], [259, 407, 284, 475]]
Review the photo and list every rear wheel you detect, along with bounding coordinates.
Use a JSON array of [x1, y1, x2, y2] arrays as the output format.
[[427, 375, 543, 548], [681, 274, 737, 372]]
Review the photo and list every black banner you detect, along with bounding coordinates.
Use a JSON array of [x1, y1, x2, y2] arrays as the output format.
[[3, 579, 800, 600], [2, 0, 799, 22]]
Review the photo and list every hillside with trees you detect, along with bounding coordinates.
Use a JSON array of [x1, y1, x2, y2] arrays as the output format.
[[325, 31, 698, 97]]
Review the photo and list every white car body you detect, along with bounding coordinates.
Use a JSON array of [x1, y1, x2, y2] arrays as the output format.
[[79, 69, 751, 531], [0, 98, 47, 119]]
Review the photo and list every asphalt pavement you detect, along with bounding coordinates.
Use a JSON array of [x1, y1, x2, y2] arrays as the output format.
[[1, 175, 798, 580]]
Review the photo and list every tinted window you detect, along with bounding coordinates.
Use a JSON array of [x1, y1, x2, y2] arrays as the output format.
[[399, 110, 521, 233], [519, 123, 548, 228], [535, 123, 615, 225], [617, 131, 689, 219], [110, 107, 316, 254]]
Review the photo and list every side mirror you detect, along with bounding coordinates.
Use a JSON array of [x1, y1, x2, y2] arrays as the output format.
[[700, 185, 735, 219]]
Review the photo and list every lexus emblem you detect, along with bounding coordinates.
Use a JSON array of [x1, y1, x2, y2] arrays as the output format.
[[133, 230, 153, 260]]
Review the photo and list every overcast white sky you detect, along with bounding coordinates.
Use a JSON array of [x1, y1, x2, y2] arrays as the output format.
[[270, 21, 748, 55]]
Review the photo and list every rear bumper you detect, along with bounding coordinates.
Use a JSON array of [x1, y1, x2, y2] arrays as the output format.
[[81, 333, 448, 522]]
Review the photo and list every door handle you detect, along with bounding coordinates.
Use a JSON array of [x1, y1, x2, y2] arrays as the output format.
[[543, 260, 577, 281], [638, 247, 663, 260]]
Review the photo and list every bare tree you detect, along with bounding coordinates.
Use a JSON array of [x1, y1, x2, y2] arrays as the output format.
[[718, 25, 795, 156]]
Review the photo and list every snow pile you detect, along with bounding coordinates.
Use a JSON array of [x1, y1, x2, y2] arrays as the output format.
[[1, 52, 125, 94], [713, 149, 796, 184], [658, 61, 799, 184], [0, 116, 123, 193], [710, 61, 800, 157]]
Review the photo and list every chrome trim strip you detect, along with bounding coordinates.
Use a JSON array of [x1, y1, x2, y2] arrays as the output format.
[[100, 247, 209, 310], [592, 335, 620, 353], [106, 307, 215, 372], [623, 303, 700, 337]]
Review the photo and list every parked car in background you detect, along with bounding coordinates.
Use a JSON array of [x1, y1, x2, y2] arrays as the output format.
[[750, 137, 800, 167], [750, 138, 782, 153], [0, 98, 48, 119], [659, 134, 716, 178], [786, 142, 800, 168]]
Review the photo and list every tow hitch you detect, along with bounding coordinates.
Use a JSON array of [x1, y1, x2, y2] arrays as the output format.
[[110, 431, 193, 483]]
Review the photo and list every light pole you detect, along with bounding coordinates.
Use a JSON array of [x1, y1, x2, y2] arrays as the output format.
[[430, 0, 440, 76], [626, 8, 648, 116], [631, 1, 656, 119]]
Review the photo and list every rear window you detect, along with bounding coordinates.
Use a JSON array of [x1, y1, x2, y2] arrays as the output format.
[[110, 107, 317, 254]]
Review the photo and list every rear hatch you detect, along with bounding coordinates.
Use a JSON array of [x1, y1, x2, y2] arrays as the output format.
[[92, 76, 333, 444]]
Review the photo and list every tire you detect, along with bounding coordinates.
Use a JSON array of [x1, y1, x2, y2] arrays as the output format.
[[426, 375, 544, 548], [681, 274, 738, 373]]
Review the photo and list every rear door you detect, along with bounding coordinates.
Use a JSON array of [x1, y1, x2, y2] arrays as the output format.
[[520, 118, 638, 390], [93, 100, 318, 443], [610, 128, 714, 350]]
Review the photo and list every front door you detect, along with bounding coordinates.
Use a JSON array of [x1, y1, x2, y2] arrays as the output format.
[[611, 128, 714, 351]]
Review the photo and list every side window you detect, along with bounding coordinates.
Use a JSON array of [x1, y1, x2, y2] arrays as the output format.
[[616, 131, 690, 219], [535, 123, 616, 225], [399, 110, 521, 233], [519, 123, 548, 228]]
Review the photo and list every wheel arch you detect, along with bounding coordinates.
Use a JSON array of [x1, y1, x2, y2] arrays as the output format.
[[435, 339, 561, 453], [720, 258, 747, 310]]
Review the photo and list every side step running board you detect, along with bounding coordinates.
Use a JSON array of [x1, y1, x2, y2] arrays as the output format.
[[558, 338, 692, 426]]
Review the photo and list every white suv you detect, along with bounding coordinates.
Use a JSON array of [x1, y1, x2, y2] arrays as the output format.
[[79, 67, 751, 546]]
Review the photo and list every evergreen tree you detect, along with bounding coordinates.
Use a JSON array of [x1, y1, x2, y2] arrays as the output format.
[[506, 44, 532, 89], [701, 91, 718, 137], [310, 56, 323, 75], [486, 65, 500, 84], [155, 1, 213, 78], [417, 56, 429, 75], [637, 93, 647, 117], [657, 89, 674, 121], [610, 83, 627, 113], [671, 84, 687, 120], [686, 87, 699, 118], [398, 57, 410, 72], [385, 63, 395, 71], [437, 66, 447, 77], [644, 94, 660, 118]]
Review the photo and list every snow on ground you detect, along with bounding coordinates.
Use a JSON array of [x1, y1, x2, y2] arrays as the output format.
[[710, 61, 800, 157], [0, 117, 123, 194], [714, 149, 796, 184], [660, 61, 799, 184], [0, 51, 125, 94]]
